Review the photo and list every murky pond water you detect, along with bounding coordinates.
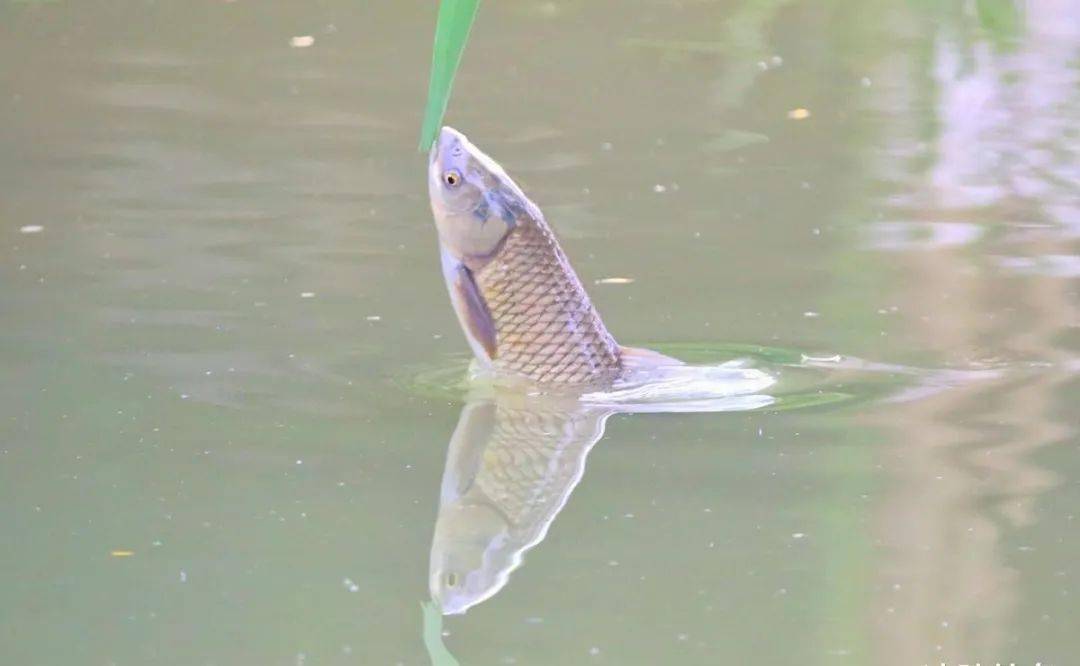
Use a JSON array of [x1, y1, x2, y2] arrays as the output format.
[[2, 1, 1078, 664]]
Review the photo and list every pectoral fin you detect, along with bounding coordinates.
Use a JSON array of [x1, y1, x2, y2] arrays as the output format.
[[454, 265, 498, 361], [441, 401, 497, 502]]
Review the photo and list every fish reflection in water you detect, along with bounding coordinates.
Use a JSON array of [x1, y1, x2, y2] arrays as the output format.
[[429, 395, 608, 615], [428, 367, 776, 615]]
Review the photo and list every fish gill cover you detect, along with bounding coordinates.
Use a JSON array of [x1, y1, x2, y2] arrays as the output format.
[[419, 0, 481, 152]]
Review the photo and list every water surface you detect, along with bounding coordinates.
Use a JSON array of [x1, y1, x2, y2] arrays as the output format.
[[2, 1, 1078, 664]]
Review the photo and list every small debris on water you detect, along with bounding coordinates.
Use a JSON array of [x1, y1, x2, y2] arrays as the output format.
[[179, 570, 187, 582], [589, 647, 601, 656], [19, 225, 44, 234], [595, 277, 635, 285], [342, 577, 360, 592], [803, 311, 820, 318], [300, 292, 316, 299], [792, 532, 806, 539], [365, 315, 381, 322], [787, 108, 811, 120], [653, 184, 667, 193], [600, 141, 613, 151], [290, 35, 315, 48], [860, 76, 873, 87], [110, 549, 134, 557]]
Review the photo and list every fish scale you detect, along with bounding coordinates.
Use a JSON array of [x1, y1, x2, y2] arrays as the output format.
[[471, 403, 607, 527], [429, 393, 617, 614], [474, 216, 622, 386]]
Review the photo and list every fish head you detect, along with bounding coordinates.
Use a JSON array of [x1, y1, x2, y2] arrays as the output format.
[[428, 126, 536, 264], [428, 501, 516, 615]]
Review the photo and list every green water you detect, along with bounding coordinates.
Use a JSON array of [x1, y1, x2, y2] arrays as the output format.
[[2, 1, 1078, 664]]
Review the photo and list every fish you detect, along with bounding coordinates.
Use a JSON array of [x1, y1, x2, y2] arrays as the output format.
[[428, 126, 678, 388], [429, 393, 613, 615], [425, 128, 780, 617]]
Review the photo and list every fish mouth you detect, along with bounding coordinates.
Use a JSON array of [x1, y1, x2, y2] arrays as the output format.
[[430, 126, 451, 166], [431, 126, 468, 168], [429, 132, 441, 165]]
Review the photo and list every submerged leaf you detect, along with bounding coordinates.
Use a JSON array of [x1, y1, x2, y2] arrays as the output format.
[[421, 601, 461, 665], [975, 0, 1023, 47], [624, 37, 729, 55], [702, 129, 770, 154], [771, 392, 853, 411], [419, 0, 481, 152]]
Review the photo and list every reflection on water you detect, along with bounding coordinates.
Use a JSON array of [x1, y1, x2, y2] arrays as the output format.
[[429, 368, 777, 616], [1, 0, 1078, 664], [424, 352, 1036, 665], [430, 396, 613, 616], [861, 4, 1080, 663]]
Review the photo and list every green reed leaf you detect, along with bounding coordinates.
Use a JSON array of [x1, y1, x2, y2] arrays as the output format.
[[419, 0, 481, 152]]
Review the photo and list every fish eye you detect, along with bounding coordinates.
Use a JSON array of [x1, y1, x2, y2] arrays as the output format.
[[445, 573, 458, 587], [443, 170, 462, 188]]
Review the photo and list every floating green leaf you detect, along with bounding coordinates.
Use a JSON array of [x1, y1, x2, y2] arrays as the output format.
[[419, 0, 481, 152]]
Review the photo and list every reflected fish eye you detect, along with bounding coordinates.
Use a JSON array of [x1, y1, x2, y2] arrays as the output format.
[[443, 170, 462, 187], [445, 572, 458, 587]]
